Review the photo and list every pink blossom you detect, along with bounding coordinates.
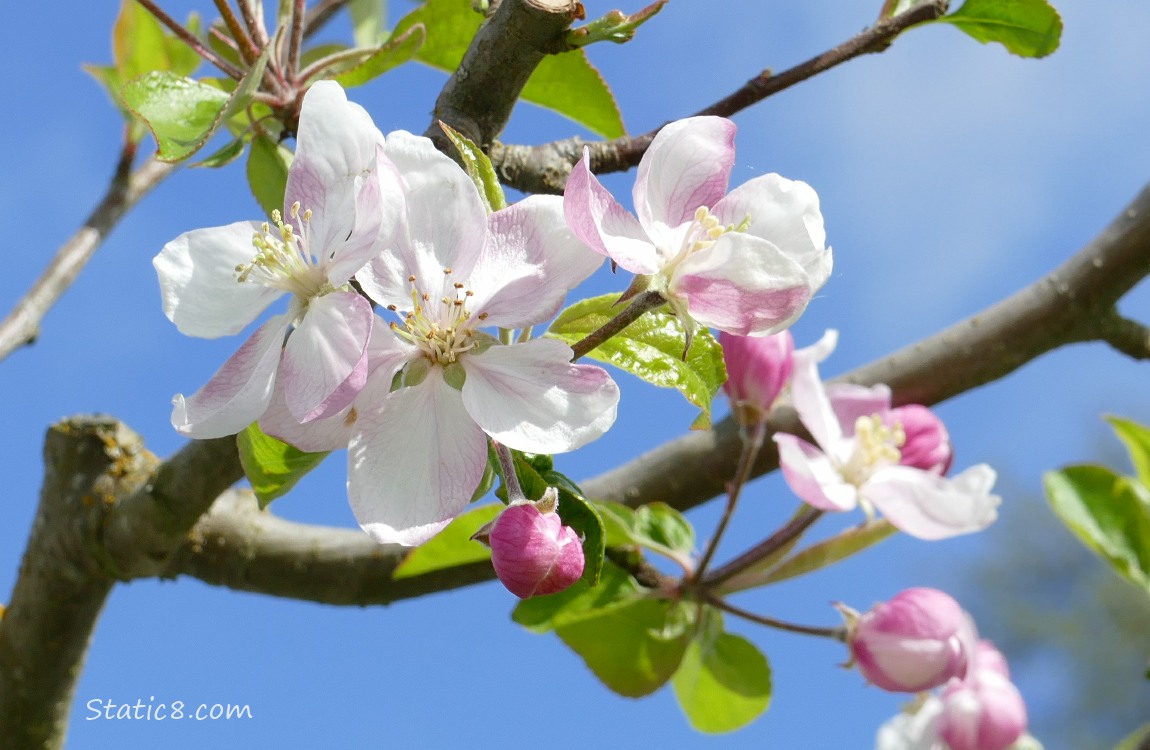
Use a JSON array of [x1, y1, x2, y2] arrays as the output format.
[[564, 116, 831, 338], [848, 588, 976, 693], [773, 331, 1000, 539], [488, 501, 585, 598], [720, 331, 794, 425], [939, 643, 1028, 750]]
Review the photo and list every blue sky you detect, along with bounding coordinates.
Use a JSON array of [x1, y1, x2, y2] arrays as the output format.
[[2, 1, 1149, 747]]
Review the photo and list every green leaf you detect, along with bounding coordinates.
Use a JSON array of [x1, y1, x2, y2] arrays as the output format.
[[392, 503, 502, 579], [549, 294, 726, 428], [672, 630, 772, 733], [330, 24, 426, 88], [736, 519, 898, 590], [940, 0, 1062, 58], [236, 423, 331, 508], [1114, 722, 1150, 750], [555, 597, 691, 697], [392, 0, 625, 138], [194, 135, 247, 168], [350, 0, 389, 47], [438, 122, 507, 212], [247, 133, 293, 218], [512, 560, 643, 633], [593, 501, 695, 568], [1106, 415, 1150, 494], [1044, 466, 1150, 593]]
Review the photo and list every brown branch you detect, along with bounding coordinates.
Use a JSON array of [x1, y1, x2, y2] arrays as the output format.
[[0, 149, 177, 364], [489, 0, 949, 195], [425, 0, 582, 151]]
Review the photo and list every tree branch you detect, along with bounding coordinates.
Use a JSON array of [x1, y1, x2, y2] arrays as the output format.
[[489, 0, 949, 195], [0, 148, 176, 365], [156, 181, 1150, 608]]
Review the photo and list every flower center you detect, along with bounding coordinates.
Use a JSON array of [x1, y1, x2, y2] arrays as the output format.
[[389, 267, 489, 365], [235, 202, 328, 300], [840, 415, 906, 486]]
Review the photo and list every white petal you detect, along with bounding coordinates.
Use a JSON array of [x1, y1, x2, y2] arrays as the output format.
[[280, 291, 373, 422], [789, 329, 844, 451], [469, 195, 604, 328], [713, 172, 832, 292], [462, 338, 619, 453], [154, 221, 281, 338], [285, 81, 386, 255], [825, 382, 893, 438], [670, 232, 811, 336], [348, 372, 489, 546], [634, 116, 736, 230], [171, 313, 290, 439], [323, 147, 406, 285], [774, 433, 859, 512], [864, 465, 1001, 540], [563, 150, 660, 274]]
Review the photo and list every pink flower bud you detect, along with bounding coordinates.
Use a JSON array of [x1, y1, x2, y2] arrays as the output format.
[[720, 331, 794, 424], [488, 502, 585, 599], [885, 404, 954, 475], [939, 668, 1028, 750], [848, 588, 974, 692]]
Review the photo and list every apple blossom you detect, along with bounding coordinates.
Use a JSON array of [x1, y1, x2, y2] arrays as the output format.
[[772, 330, 1000, 539], [563, 116, 831, 341], [939, 643, 1028, 750], [154, 81, 402, 439], [486, 493, 585, 598], [344, 131, 618, 546], [720, 331, 794, 425], [846, 588, 976, 693]]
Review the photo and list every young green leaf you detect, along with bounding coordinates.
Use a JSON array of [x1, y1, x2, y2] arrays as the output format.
[[512, 559, 643, 633], [438, 122, 507, 212], [330, 24, 426, 88], [1106, 415, 1150, 494], [392, 503, 502, 579], [549, 485, 606, 586], [672, 629, 772, 733], [350, 0, 389, 47], [549, 294, 726, 429], [555, 597, 691, 697], [1044, 465, 1150, 594], [247, 133, 294, 219], [391, 0, 625, 138], [940, 0, 1062, 58], [236, 423, 331, 508]]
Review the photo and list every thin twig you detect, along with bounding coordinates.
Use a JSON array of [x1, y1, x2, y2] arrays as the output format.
[[212, 0, 260, 64], [135, 0, 246, 79], [569, 290, 666, 360], [1096, 311, 1150, 360], [704, 507, 824, 588], [286, 0, 308, 83], [704, 593, 845, 640], [692, 420, 767, 581], [304, 0, 351, 38]]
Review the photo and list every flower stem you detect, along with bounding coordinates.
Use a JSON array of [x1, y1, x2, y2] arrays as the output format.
[[704, 593, 845, 640], [692, 419, 766, 582], [704, 506, 824, 588], [212, 0, 260, 64], [492, 441, 526, 504], [569, 290, 665, 361]]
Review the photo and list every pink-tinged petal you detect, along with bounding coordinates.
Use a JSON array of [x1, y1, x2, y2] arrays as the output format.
[[285, 81, 385, 254], [154, 221, 281, 338], [774, 433, 858, 512], [563, 150, 659, 274], [825, 382, 893, 438], [713, 172, 832, 292], [489, 503, 585, 598], [171, 313, 290, 438], [863, 465, 1000, 540], [887, 404, 954, 475], [789, 329, 843, 453], [469, 195, 604, 328], [280, 291, 373, 422], [323, 147, 405, 285], [720, 331, 794, 420], [462, 338, 619, 454], [348, 372, 488, 546], [939, 670, 1028, 750], [669, 232, 812, 336], [634, 116, 736, 229], [260, 322, 415, 451]]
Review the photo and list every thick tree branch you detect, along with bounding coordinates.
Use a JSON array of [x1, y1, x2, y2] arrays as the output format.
[[489, 0, 949, 195], [157, 181, 1150, 607], [0, 148, 176, 365], [425, 0, 581, 151]]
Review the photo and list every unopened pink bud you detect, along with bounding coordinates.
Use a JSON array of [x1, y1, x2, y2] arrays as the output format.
[[720, 331, 794, 424], [489, 502, 584, 599], [848, 587, 973, 692], [886, 404, 954, 474], [939, 667, 1028, 750]]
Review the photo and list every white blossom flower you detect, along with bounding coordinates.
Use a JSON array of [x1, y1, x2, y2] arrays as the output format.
[[341, 132, 618, 546], [563, 115, 831, 338], [153, 81, 402, 438]]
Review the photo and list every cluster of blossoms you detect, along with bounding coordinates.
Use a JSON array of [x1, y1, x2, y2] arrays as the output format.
[[721, 329, 1001, 539], [844, 589, 1031, 750]]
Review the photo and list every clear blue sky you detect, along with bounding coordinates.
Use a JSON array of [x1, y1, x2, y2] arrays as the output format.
[[2, 1, 1149, 747]]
